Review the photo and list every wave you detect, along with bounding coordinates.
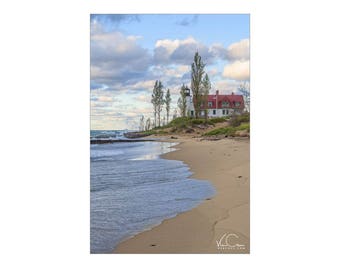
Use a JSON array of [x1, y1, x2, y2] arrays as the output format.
[[90, 149, 124, 159], [90, 130, 129, 141]]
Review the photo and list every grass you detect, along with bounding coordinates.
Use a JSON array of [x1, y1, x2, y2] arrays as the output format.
[[141, 113, 249, 137], [167, 116, 228, 127], [203, 122, 250, 136]]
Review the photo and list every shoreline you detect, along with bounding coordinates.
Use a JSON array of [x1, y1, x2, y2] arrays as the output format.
[[113, 136, 250, 253]]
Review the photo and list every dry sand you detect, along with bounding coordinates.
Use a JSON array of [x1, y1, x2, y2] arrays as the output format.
[[114, 136, 250, 253]]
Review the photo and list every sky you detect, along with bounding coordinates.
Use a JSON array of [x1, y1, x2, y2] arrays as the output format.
[[90, 14, 250, 130]]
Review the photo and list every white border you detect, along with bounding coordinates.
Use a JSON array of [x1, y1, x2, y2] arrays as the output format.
[[1, 0, 340, 269]]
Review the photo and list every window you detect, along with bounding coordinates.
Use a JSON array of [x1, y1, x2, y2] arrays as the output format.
[[191, 110, 194, 116], [226, 110, 229, 115], [222, 109, 226, 115], [235, 102, 240, 107], [213, 110, 216, 115], [208, 101, 213, 108], [222, 101, 229, 107]]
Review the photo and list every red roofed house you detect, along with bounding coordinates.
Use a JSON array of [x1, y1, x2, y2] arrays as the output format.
[[185, 89, 245, 117]]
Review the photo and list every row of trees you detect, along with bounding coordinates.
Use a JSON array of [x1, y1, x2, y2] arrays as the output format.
[[139, 115, 167, 131], [148, 52, 212, 124], [151, 80, 172, 128]]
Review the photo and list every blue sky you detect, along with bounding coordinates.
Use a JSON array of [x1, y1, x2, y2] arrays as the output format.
[[90, 14, 249, 130]]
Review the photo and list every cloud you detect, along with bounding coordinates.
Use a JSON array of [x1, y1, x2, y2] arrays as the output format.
[[176, 15, 198, 26], [134, 95, 149, 103], [90, 14, 140, 25], [214, 80, 241, 93], [154, 37, 216, 65], [222, 60, 250, 81], [220, 39, 250, 81], [153, 38, 249, 65], [90, 26, 152, 88], [226, 39, 249, 61], [130, 80, 155, 91], [209, 43, 229, 59]]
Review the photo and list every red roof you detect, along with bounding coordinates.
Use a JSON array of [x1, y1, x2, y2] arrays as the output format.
[[206, 94, 245, 109]]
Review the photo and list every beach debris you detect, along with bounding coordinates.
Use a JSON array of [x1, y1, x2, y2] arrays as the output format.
[[150, 244, 157, 247], [196, 124, 208, 129], [238, 176, 242, 178], [185, 128, 195, 133], [201, 137, 221, 141], [170, 136, 178, 139]]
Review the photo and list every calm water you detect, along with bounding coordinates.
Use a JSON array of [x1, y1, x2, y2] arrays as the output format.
[[90, 134, 215, 253]]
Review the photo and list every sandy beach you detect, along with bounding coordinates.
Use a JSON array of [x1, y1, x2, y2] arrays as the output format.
[[114, 136, 250, 253]]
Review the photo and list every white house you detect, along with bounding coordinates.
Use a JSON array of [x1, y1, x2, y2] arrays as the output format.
[[185, 89, 245, 117]]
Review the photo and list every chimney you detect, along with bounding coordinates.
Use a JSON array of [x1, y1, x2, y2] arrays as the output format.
[[216, 90, 219, 109], [231, 92, 234, 95]]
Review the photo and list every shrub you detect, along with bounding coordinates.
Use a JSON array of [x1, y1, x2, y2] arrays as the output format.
[[203, 122, 250, 136], [229, 112, 250, 127], [191, 119, 205, 125], [210, 117, 227, 124], [168, 117, 190, 127]]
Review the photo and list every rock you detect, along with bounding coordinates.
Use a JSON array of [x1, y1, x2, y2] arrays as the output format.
[[91, 139, 156, 144], [185, 128, 195, 133], [170, 136, 178, 139], [124, 132, 150, 139]]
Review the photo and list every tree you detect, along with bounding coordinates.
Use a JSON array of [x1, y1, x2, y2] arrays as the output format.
[[191, 52, 206, 118], [177, 84, 188, 117], [202, 74, 211, 121], [145, 118, 151, 131], [151, 82, 158, 127], [238, 82, 250, 112], [172, 109, 178, 120], [139, 115, 144, 131], [165, 89, 171, 124], [151, 80, 165, 127], [162, 115, 166, 126]]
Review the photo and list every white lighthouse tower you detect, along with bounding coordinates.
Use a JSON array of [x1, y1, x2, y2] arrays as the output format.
[[184, 86, 194, 117]]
